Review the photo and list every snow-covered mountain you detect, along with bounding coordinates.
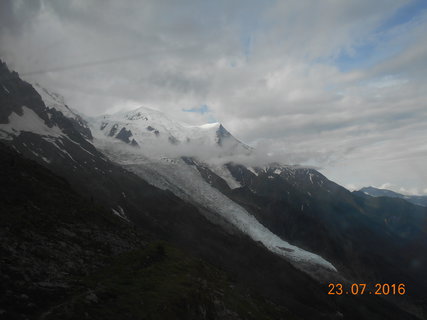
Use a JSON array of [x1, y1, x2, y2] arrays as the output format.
[[32, 83, 93, 140], [0, 75, 98, 172], [91, 106, 251, 159]]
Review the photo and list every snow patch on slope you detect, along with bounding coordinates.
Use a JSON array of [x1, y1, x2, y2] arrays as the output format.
[[247, 167, 259, 176], [209, 164, 242, 189], [0, 106, 63, 138], [33, 83, 78, 120], [112, 206, 129, 221]]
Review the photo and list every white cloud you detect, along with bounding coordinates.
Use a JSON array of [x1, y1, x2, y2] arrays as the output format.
[[378, 183, 396, 190]]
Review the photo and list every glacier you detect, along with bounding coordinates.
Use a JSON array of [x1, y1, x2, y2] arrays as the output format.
[[90, 116, 337, 277]]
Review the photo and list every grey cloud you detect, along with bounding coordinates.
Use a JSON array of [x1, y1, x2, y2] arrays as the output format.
[[1, 0, 427, 194], [0, 0, 42, 34]]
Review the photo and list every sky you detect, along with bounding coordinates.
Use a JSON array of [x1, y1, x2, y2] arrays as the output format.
[[1, 0, 427, 195]]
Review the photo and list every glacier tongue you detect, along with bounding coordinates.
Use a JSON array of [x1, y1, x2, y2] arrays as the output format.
[[93, 134, 337, 277]]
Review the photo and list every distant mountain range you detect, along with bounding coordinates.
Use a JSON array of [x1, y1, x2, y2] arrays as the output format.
[[358, 186, 427, 207], [1, 59, 427, 319]]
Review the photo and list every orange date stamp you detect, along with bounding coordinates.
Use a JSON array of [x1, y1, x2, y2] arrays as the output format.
[[328, 283, 406, 295]]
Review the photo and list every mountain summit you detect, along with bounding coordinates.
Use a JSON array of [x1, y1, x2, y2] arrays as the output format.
[[91, 106, 251, 158]]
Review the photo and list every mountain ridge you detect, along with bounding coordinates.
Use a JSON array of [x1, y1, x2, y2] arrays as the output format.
[[1, 59, 426, 319], [358, 186, 427, 207]]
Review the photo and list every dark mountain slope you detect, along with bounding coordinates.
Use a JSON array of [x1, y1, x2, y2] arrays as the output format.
[[353, 190, 427, 241], [0, 141, 419, 320], [0, 142, 299, 320], [43, 243, 299, 320], [0, 141, 146, 318]]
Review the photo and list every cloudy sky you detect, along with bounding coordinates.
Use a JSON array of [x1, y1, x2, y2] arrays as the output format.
[[1, 0, 427, 195]]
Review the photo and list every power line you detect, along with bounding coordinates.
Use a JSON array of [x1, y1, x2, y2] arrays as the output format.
[[21, 53, 147, 76], [0, 52, 147, 83]]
